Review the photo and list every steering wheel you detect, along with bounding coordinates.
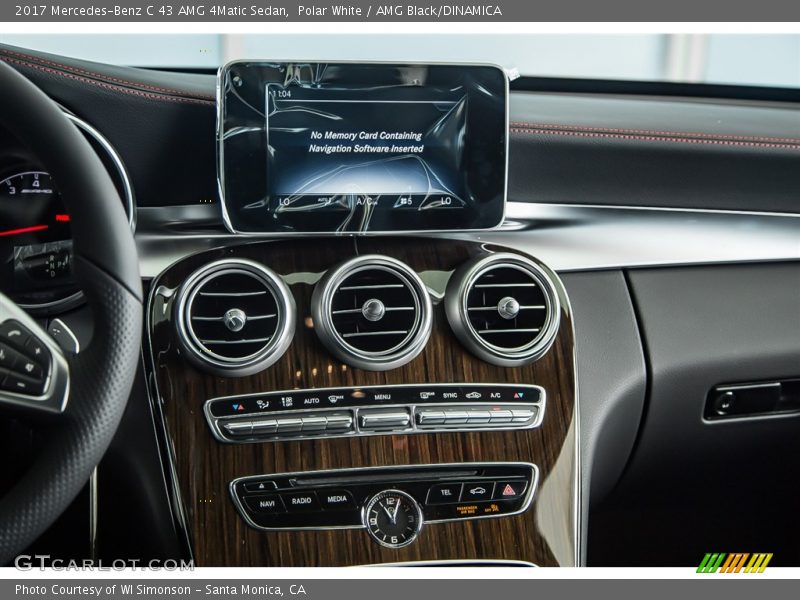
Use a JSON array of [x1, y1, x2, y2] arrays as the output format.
[[0, 61, 142, 563]]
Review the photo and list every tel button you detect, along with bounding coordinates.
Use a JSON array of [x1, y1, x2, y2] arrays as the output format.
[[320, 489, 355, 511], [243, 494, 285, 515], [283, 491, 320, 512], [426, 483, 463, 505]]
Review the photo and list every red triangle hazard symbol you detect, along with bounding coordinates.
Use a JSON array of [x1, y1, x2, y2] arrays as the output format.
[[502, 484, 516, 496]]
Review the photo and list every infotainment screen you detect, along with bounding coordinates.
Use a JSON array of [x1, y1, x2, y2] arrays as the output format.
[[218, 62, 508, 234]]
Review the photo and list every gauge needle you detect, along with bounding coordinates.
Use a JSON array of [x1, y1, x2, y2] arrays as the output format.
[[0, 224, 49, 237]]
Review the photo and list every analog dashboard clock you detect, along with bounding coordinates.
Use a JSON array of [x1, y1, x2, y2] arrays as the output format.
[[362, 489, 424, 549]]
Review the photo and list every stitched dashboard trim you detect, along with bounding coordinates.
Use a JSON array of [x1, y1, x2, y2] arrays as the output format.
[[0, 56, 215, 107], [510, 121, 800, 146], [510, 126, 800, 151]]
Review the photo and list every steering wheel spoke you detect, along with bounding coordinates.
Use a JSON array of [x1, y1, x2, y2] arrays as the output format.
[[0, 291, 70, 414]]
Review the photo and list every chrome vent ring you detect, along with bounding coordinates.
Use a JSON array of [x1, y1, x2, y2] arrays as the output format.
[[174, 259, 295, 376], [445, 253, 561, 367], [312, 255, 433, 371]]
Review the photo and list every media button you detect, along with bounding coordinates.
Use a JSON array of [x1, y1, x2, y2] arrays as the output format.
[[320, 489, 355, 510], [426, 483, 462, 505]]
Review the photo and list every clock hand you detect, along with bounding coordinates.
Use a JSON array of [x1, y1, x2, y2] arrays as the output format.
[[382, 504, 395, 522], [392, 497, 401, 523]]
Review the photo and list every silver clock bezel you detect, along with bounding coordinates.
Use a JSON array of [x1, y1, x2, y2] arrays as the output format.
[[361, 488, 424, 549]]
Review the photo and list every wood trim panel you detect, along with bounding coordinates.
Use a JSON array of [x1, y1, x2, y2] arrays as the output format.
[[146, 237, 577, 566]]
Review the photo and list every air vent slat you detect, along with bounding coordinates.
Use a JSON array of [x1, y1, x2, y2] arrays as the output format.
[[477, 328, 541, 334], [198, 290, 269, 297], [473, 283, 538, 288], [175, 259, 296, 377], [338, 284, 405, 291], [312, 256, 433, 371], [199, 337, 272, 345], [467, 305, 545, 312], [342, 330, 409, 338], [192, 313, 276, 321], [332, 306, 414, 315]]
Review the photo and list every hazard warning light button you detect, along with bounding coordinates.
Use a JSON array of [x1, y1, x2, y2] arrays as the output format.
[[493, 481, 527, 500]]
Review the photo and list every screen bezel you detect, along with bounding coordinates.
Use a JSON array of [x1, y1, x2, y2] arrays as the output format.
[[216, 60, 509, 236]]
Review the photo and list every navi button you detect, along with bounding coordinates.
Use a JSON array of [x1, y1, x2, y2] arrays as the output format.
[[243, 494, 285, 515]]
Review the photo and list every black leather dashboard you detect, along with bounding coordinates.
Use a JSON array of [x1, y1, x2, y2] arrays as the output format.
[[3, 43, 798, 214]]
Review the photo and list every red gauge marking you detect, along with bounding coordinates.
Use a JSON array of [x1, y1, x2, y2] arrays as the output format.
[[0, 224, 49, 237], [55, 214, 70, 222]]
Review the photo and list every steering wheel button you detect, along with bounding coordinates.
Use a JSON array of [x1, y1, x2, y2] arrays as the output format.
[[24, 336, 50, 366], [0, 320, 32, 352], [1, 370, 46, 396], [0, 342, 23, 369]]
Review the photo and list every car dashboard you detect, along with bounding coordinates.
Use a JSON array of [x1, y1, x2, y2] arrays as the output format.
[[0, 44, 798, 568]]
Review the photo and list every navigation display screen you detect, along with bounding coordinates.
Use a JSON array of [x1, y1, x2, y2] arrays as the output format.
[[218, 62, 508, 234]]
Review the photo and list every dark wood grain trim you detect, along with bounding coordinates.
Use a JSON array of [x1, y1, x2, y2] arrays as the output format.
[[145, 237, 577, 567]]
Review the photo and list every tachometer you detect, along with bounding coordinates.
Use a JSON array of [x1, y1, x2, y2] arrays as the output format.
[[0, 171, 77, 308]]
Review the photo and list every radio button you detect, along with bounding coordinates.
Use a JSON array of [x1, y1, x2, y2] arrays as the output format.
[[283, 491, 320, 512]]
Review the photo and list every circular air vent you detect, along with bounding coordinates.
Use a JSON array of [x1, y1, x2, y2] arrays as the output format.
[[311, 255, 433, 371], [174, 259, 295, 376], [445, 253, 561, 367]]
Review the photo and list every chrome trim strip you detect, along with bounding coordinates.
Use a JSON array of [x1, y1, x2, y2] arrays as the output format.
[[216, 60, 509, 236], [134, 201, 800, 279], [64, 112, 136, 233], [362, 559, 538, 567], [204, 383, 545, 444], [18, 110, 136, 313], [229, 461, 538, 533]]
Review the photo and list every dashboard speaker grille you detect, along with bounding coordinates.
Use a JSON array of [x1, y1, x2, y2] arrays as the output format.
[[312, 256, 432, 371], [175, 259, 295, 376], [446, 253, 561, 367]]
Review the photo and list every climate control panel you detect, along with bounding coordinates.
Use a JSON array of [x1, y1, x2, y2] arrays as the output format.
[[205, 383, 545, 443], [230, 463, 537, 547]]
